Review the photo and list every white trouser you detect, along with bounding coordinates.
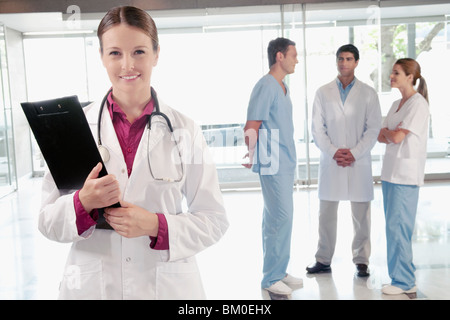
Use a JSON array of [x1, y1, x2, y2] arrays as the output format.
[[315, 200, 371, 265]]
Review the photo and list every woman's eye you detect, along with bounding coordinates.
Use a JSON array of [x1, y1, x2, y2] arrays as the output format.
[[135, 50, 145, 55], [109, 51, 120, 56]]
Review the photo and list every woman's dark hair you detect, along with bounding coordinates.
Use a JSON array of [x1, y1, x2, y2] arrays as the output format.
[[395, 58, 429, 103], [97, 6, 159, 53]]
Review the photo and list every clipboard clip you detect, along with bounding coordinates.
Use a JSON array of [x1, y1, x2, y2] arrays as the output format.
[[36, 103, 68, 116]]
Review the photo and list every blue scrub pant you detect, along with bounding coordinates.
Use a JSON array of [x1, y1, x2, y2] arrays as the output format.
[[382, 181, 419, 290], [259, 173, 294, 289]]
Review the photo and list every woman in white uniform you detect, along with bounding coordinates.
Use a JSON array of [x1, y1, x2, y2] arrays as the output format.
[[378, 58, 429, 295], [38, 6, 228, 299]]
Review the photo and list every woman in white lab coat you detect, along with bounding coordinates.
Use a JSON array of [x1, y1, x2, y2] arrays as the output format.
[[38, 6, 228, 299]]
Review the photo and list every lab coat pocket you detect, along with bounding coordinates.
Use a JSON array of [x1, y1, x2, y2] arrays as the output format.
[[59, 259, 105, 300], [155, 261, 205, 300]]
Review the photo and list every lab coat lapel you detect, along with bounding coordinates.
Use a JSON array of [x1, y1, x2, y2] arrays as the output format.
[[99, 105, 123, 160], [146, 101, 174, 153], [85, 101, 122, 161], [344, 79, 360, 110], [145, 118, 166, 153], [330, 81, 344, 112]]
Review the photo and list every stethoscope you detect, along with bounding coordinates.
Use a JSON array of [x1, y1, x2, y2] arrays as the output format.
[[97, 87, 183, 182]]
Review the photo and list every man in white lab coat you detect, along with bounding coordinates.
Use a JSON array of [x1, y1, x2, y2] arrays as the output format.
[[308, 44, 381, 276]]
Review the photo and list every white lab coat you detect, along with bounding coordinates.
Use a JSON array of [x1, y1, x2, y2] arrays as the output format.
[[38, 97, 229, 300], [311, 78, 381, 202]]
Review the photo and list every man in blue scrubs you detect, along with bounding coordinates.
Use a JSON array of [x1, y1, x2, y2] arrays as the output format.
[[243, 37, 302, 296]]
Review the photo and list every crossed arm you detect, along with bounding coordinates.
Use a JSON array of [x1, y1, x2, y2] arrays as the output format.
[[378, 122, 409, 144]]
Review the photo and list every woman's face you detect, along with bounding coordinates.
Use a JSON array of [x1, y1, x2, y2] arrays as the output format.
[[390, 64, 413, 89], [100, 23, 159, 96]]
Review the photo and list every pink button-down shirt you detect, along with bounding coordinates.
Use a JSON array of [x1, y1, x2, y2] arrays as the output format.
[[73, 92, 169, 249]]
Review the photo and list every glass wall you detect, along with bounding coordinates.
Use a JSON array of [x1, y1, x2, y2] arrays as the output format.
[[153, 8, 281, 188], [0, 24, 17, 197], [20, 1, 450, 188], [300, 2, 382, 184]]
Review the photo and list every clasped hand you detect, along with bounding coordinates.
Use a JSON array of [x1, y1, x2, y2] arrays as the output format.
[[104, 202, 159, 238], [333, 148, 355, 167], [79, 163, 158, 238]]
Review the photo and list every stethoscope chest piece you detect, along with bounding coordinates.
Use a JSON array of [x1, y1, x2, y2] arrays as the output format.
[[98, 145, 110, 163]]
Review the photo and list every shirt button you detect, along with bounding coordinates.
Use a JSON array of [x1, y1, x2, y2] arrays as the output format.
[[127, 147, 132, 153], [126, 257, 131, 262]]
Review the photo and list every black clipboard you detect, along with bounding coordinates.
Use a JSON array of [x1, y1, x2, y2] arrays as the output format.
[[21, 95, 117, 229]]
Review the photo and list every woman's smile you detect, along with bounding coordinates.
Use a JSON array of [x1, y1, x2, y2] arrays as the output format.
[[120, 74, 141, 81]]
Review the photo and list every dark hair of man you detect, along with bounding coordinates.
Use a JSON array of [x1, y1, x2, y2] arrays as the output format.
[[267, 37, 296, 68], [336, 44, 360, 61]]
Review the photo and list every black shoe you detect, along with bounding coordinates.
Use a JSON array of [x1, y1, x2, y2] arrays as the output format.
[[355, 264, 370, 277], [306, 261, 331, 274]]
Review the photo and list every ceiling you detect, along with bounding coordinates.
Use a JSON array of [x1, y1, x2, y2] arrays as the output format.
[[0, 1, 448, 34]]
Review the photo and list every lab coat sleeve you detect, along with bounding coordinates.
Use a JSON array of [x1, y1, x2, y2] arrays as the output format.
[[165, 126, 229, 262], [38, 171, 92, 243], [350, 88, 382, 160], [311, 89, 338, 158]]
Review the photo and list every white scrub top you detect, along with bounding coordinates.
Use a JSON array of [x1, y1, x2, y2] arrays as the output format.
[[381, 93, 429, 186], [246, 74, 296, 175]]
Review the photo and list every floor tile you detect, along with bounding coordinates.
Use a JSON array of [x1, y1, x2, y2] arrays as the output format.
[[1, 178, 449, 300]]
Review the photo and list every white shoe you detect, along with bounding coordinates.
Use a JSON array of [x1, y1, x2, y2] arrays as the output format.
[[265, 280, 292, 295], [282, 274, 303, 287], [382, 284, 417, 295]]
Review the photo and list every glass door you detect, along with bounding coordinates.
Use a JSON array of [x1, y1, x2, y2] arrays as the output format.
[[17, 1, 450, 190], [0, 24, 17, 197], [296, 1, 382, 185]]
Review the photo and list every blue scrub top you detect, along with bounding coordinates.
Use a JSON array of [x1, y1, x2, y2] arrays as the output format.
[[246, 74, 296, 175]]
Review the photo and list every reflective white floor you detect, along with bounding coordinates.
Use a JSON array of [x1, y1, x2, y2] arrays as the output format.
[[1, 177, 449, 300]]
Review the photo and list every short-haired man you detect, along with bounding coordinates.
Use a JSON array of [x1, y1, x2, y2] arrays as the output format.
[[308, 44, 381, 277], [244, 38, 302, 295]]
